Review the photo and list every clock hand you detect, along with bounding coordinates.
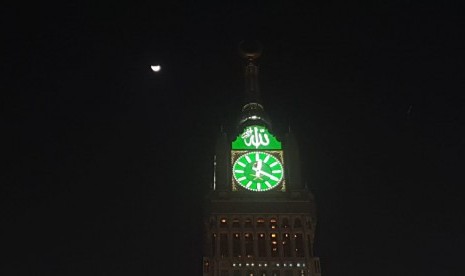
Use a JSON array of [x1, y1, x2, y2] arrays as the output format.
[[255, 169, 280, 181], [254, 160, 262, 178]]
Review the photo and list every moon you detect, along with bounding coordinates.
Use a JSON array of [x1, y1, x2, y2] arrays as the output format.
[[151, 65, 161, 72]]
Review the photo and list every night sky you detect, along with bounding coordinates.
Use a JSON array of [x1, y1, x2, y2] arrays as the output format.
[[3, 1, 464, 275]]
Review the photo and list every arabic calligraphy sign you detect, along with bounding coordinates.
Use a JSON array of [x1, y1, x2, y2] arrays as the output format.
[[231, 125, 282, 150]]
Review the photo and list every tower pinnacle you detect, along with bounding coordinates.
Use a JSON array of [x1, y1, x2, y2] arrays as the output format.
[[237, 41, 271, 129], [239, 40, 263, 104]]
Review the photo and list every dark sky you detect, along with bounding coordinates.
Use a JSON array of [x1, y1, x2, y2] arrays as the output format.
[[3, 1, 464, 275]]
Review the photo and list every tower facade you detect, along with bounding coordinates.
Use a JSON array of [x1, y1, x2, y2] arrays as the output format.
[[202, 46, 321, 276]]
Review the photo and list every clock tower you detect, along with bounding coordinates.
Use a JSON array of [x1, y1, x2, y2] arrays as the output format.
[[202, 43, 321, 276]]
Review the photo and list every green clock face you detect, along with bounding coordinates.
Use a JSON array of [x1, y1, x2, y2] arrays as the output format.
[[233, 151, 284, 192]]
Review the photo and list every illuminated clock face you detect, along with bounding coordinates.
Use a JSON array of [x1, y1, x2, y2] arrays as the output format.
[[233, 151, 284, 192]]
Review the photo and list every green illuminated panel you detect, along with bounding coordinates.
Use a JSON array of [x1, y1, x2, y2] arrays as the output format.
[[232, 125, 281, 150]]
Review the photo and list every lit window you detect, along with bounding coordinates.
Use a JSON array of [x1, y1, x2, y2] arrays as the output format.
[[270, 218, 278, 229], [220, 218, 228, 228], [270, 233, 279, 257]]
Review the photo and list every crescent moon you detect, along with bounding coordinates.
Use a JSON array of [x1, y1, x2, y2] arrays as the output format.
[[238, 40, 263, 60]]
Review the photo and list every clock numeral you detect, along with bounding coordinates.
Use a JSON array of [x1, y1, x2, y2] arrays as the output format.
[[264, 181, 272, 188], [264, 155, 270, 163], [237, 161, 246, 167]]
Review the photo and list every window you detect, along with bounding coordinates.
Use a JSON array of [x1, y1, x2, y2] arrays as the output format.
[[295, 233, 304, 257], [258, 233, 266, 257], [282, 233, 291, 257], [204, 260, 210, 273], [245, 233, 254, 257], [245, 218, 253, 228], [270, 233, 279, 257], [306, 218, 312, 229], [233, 233, 241, 257], [233, 218, 241, 228], [257, 218, 265, 228], [281, 218, 290, 228], [307, 235, 312, 255], [270, 218, 278, 229], [221, 218, 228, 228], [220, 233, 229, 257], [211, 233, 217, 256]]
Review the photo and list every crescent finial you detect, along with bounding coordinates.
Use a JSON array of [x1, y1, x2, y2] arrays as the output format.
[[238, 40, 263, 61]]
